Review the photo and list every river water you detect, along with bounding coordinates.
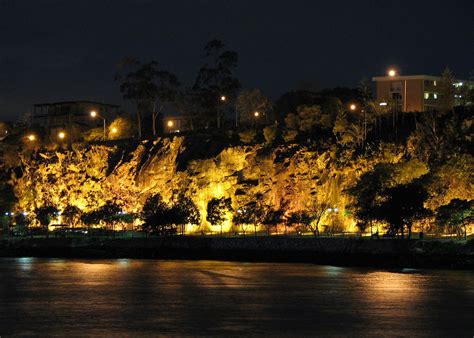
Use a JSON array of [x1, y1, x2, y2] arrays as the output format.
[[0, 258, 472, 336]]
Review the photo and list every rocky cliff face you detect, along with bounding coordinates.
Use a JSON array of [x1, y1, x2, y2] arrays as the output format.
[[12, 135, 403, 233]]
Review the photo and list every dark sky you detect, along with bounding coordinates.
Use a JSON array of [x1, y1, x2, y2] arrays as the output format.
[[1, 0, 473, 120]]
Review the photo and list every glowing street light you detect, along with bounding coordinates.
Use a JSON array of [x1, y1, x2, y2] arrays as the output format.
[[90, 110, 106, 140], [388, 69, 397, 77], [167, 120, 174, 128], [111, 127, 118, 134], [58, 131, 66, 140], [27, 134, 36, 142], [254, 111, 260, 117], [349, 104, 357, 111], [220, 95, 226, 102]]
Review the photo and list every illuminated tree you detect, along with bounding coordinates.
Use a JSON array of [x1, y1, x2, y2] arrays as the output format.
[[238, 129, 257, 144], [108, 117, 135, 140], [436, 199, 473, 239], [263, 124, 279, 146], [0, 122, 9, 141], [206, 197, 233, 235]]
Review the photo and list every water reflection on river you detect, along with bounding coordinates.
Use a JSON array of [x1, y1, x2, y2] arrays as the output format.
[[0, 258, 472, 336]]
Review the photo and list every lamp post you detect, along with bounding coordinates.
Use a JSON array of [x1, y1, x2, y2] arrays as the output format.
[[217, 95, 226, 129], [253, 111, 260, 129], [90, 110, 106, 140]]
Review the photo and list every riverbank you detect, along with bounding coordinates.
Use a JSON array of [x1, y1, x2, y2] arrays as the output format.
[[0, 236, 473, 269]]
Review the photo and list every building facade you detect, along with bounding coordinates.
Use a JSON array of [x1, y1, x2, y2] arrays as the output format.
[[32, 101, 119, 134], [372, 75, 473, 112]]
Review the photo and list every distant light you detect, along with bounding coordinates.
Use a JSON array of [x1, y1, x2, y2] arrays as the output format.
[[379, 102, 388, 106], [90, 111, 97, 117], [349, 104, 356, 111], [111, 127, 118, 134], [334, 208, 339, 213], [327, 208, 333, 212], [434, 93, 438, 99], [167, 120, 174, 127], [27, 134, 36, 141], [220, 95, 226, 101], [254, 111, 260, 117], [58, 131, 66, 140], [388, 69, 396, 77]]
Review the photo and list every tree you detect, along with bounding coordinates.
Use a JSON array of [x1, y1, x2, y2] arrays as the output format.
[[437, 67, 455, 114], [436, 199, 473, 239], [0, 122, 8, 141], [374, 181, 431, 238], [206, 197, 233, 235], [108, 117, 135, 140], [234, 201, 263, 235], [151, 69, 180, 136], [174, 195, 201, 234], [263, 124, 278, 146], [238, 129, 257, 144], [141, 194, 178, 236], [235, 89, 272, 127], [193, 39, 241, 128], [347, 164, 391, 235], [118, 60, 179, 137], [62, 205, 82, 228], [261, 208, 283, 235], [36, 205, 59, 236]]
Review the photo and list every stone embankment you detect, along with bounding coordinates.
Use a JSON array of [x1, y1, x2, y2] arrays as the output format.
[[1, 236, 473, 269]]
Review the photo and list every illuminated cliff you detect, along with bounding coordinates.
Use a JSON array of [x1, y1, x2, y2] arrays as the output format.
[[9, 133, 473, 234]]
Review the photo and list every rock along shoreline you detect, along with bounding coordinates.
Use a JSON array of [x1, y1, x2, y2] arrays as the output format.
[[0, 237, 473, 270]]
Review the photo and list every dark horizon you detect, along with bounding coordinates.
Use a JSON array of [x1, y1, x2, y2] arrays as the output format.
[[1, 0, 473, 120]]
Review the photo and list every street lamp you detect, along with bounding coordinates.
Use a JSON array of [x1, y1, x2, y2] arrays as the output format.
[[217, 95, 226, 128], [90, 110, 106, 140], [388, 69, 397, 77], [27, 134, 36, 142], [111, 127, 118, 134], [349, 104, 357, 111], [58, 131, 66, 140]]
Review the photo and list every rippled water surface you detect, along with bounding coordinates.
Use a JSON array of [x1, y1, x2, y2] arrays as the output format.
[[0, 258, 473, 336]]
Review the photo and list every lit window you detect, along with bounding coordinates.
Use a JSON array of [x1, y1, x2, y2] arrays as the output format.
[[433, 93, 438, 99], [424, 92, 429, 99], [433, 81, 437, 86]]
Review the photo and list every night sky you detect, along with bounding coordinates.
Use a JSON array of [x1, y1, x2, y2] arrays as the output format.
[[1, 0, 473, 120]]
